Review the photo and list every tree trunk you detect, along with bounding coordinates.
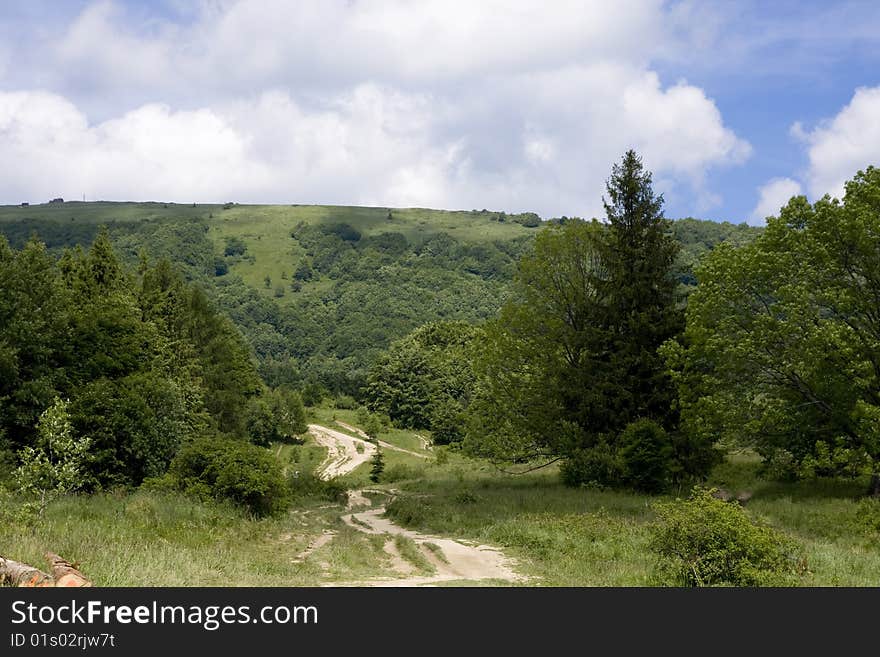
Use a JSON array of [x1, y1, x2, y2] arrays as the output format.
[[46, 552, 92, 587], [0, 557, 53, 587], [0, 553, 91, 587]]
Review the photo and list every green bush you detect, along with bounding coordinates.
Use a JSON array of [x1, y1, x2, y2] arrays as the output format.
[[560, 438, 624, 488], [453, 490, 479, 505], [333, 394, 358, 410], [287, 470, 348, 504], [223, 236, 246, 256], [649, 487, 805, 586], [430, 398, 465, 445], [619, 419, 675, 493], [168, 437, 288, 517]]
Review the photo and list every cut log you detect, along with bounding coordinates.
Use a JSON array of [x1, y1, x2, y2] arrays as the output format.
[[0, 553, 91, 587], [0, 556, 53, 587], [46, 552, 92, 587]]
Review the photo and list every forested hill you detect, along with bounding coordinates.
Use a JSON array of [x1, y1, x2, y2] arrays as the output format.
[[0, 201, 759, 396]]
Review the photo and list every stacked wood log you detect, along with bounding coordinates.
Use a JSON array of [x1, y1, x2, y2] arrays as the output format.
[[0, 552, 91, 587]]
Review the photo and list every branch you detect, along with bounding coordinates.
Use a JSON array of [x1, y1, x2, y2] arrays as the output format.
[[491, 457, 563, 475]]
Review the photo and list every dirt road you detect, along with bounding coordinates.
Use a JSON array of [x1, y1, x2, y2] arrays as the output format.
[[308, 424, 376, 480], [330, 491, 523, 587], [334, 421, 429, 459], [305, 423, 523, 585]]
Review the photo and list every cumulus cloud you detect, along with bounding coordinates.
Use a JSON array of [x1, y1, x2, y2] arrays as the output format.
[[0, 0, 751, 216], [794, 86, 880, 200], [750, 177, 802, 225]]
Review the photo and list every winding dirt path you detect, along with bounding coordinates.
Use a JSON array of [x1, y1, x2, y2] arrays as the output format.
[[334, 421, 429, 459], [309, 424, 376, 480], [304, 423, 523, 585], [330, 491, 523, 587]]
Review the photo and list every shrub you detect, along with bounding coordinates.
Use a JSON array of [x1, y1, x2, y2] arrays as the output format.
[[288, 470, 348, 504], [560, 437, 625, 488], [168, 437, 288, 517], [619, 419, 675, 493], [223, 236, 246, 256], [14, 398, 92, 516], [362, 413, 383, 440], [430, 398, 464, 445], [69, 373, 191, 488], [649, 487, 805, 586], [322, 223, 361, 242], [356, 406, 370, 425], [333, 394, 358, 410], [301, 380, 326, 407], [433, 446, 449, 466], [855, 498, 880, 540], [370, 449, 385, 483]]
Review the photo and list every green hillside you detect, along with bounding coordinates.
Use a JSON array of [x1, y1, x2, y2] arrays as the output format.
[[0, 200, 759, 396]]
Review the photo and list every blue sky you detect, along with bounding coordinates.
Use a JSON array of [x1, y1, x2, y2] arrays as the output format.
[[0, 1, 878, 225]]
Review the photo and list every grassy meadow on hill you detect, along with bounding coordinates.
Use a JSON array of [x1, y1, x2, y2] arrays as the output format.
[[8, 196, 877, 587]]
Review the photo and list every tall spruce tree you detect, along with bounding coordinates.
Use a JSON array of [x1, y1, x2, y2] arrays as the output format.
[[598, 149, 682, 429], [466, 151, 699, 489]]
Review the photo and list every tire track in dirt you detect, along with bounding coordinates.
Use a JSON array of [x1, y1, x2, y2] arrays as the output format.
[[333, 421, 430, 459], [309, 424, 376, 479], [329, 491, 524, 587], [304, 426, 523, 586]]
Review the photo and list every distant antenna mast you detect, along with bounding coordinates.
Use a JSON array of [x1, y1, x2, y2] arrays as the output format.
[[83, 193, 86, 202]]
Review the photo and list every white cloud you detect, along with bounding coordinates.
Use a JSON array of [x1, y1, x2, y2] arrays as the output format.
[[795, 86, 880, 200], [0, 0, 751, 216], [750, 177, 802, 225]]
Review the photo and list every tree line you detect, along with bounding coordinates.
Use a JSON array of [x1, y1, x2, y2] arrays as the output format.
[[367, 152, 880, 496], [0, 230, 306, 515]]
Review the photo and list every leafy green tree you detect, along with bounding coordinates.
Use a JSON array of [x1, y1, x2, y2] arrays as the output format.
[[0, 236, 71, 451], [69, 372, 193, 488], [669, 166, 880, 490], [180, 287, 262, 436], [362, 413, 383, 441], [224, 236, 247, 257], [466, 152, 702, 488], [429, 397, 465, 445], [365, 321, 479, 434], [246, 387, 308, 446], [14, 398, 91, 516], [301, 379, 326, 407]]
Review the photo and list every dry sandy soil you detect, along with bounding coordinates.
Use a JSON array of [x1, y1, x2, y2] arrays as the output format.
[[308, 424, 376, 480], [305, 423, 523, 586]]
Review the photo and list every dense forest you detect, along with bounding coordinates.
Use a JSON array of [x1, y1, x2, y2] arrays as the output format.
[[0, 198, 757, 399]]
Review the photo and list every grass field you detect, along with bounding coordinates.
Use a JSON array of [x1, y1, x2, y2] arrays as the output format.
[[2, 406, 878, 586]]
